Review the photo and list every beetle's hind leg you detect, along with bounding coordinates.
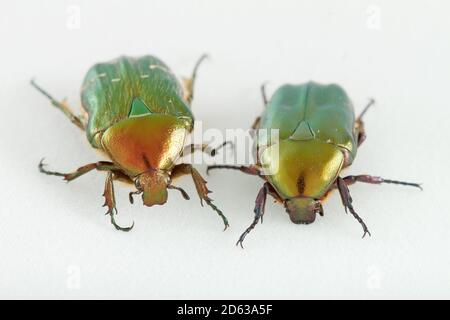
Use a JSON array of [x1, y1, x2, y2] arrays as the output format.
[[30, 79, 86, 130], [355, 98, 375, 146], [103, 172, 134, 232], [206, 164, 261, 176], [182, 54, 208, 105], [171, 163, 229, 230], [182, 141, 233, 157], [340, 174, 422, 190]]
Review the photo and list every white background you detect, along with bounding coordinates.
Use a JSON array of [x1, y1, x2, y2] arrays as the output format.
[[0, 0, 449, 299]]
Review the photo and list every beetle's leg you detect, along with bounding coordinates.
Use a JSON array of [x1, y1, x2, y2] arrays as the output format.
[[103, 171, 134, 232], [341, 174, 422, 190], [247, 83, 268, 131], [206, 164, 261, 176], [236, 182, 271, 248], [250, 117, 261, 130], [39, 159, 118, 181], [30, 79, 86, 130], [181, 141, 233, 157], [182, 54, 208, 105], [171, 163, 229, 230], [336, 176, 371, 238], [260, 82, 269, 107], [355, 98, 375, 146]]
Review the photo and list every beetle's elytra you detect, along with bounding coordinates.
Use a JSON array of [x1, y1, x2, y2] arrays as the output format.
[[208, 82, 421, 247], [32, 55, 229, 231]]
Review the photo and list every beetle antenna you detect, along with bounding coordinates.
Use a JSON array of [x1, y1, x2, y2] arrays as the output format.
[[128, 190, 142, 204], [168, 185, 190, 200]]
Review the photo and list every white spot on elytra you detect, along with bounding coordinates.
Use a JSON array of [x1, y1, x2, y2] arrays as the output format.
[[111, 78, 120, 82], [149, 64, 170, 73], [140, 74, 149, 79]]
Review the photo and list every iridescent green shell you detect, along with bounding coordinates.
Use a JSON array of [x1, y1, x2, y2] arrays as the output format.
[[257, 82, 358, 205], [81, 55, 193, 148], [258, 82, 357, 160]]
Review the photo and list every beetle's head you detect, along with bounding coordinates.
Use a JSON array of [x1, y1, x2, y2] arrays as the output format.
[[284, 197, 323, 224], [134, 170, 169, 206]]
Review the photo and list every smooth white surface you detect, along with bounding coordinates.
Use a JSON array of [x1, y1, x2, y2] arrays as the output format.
[[1, 0, 449, 299]]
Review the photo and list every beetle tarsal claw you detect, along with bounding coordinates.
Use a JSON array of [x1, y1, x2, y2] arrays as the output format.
[[38, 158, 46, 168], [205, 199, 229, 231], [109, 212, 135, 232], [38, 158, 68, 180], [362, 229, 371, 238]]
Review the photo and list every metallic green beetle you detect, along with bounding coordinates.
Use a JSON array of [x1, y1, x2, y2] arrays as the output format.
[[208, 82, 421, 247], [31, 54, 228, 231]]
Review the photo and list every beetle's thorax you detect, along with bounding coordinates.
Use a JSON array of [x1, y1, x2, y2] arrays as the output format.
[[100, 113, 188, 177], [261, 139, 344, 223]]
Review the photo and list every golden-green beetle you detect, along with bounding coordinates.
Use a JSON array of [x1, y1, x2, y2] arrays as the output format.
[[32, 54, 228, 231], [208, 82, 421, 247]]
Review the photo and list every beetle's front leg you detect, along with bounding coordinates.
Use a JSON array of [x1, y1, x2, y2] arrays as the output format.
[[31, 79, 86, 130], [171, 163, 229, 230], [336, 176, 371, 238], [236, 182, 272, 248], [103, 172, 134, 232], [39, 159, 118, 181], [182, 54, 208, 105], [341, 175, 422, 190]]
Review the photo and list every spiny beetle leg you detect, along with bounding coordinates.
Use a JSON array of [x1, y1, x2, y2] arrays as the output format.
[[39, 159, 117, 182], [342, 175, 422, 190], [30, 79, 85, 130], [236, 183, 270, 248], [182, 140, 233, 157], [336, 177, 371, 238], [103, 172, 134, 232], [171, 164, 229, 230]]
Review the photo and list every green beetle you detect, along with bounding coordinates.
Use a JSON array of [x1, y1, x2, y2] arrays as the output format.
[[31, 54, 228, 231], [208, 82, 421, 247]]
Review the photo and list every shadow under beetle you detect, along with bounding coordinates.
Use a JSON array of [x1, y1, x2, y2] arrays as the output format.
[[208, 82, 421, 247], [32, 54, 229, 231]]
